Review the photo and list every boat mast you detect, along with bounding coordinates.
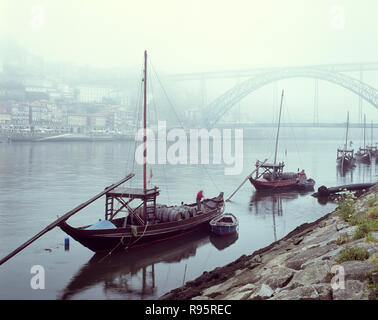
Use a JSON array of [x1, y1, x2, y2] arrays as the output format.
[[142, 50, 147, 220], [345, 111, 349, 151], [363, 114, 366, 149], [143, 50, 147, 192], [273, 90, 284, 165], [371, 120, 373, 147]]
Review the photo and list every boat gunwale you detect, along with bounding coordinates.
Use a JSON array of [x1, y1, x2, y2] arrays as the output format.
[[209, 213, 238, 227], [59, 195, 225, 238]]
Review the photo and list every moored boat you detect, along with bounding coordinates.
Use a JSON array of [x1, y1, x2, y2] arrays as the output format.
[[365, 120, 377, 158], [297, 178, 316, 191], [59, 51, 225, 253], [336, 148, 356, 167], [60, 190, 224, 252], [249, 162, 299, 190], [355, 115, 371, 163], [209, 213, 238, 236], [355, 148, 370, 163], [336, 112, 356, 169], [248, 90, 314, 191]]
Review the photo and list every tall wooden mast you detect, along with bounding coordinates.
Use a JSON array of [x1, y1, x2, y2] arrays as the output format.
[[142, 50, 148, 220], [363, 114, 366, 149], [143, 50, 147, 192], [273, 90, 284, 165], [345, 111, 349, 150]]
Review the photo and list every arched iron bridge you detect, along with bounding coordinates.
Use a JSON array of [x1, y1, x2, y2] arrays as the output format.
[[203, 68, 378, 128]]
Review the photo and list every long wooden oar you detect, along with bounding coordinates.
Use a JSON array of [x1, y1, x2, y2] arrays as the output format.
[[226, 159, 268, 202], [0, 173, 135, 266]]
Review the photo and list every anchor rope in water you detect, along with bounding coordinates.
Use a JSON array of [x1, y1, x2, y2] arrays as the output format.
[[97, 222, 149, 263]]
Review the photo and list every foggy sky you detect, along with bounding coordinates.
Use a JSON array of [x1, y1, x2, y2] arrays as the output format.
[[1, 0, 377, 124], [1, 0, 378, 72]]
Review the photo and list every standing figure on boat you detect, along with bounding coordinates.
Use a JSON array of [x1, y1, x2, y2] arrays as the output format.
[[196, 190, 204, 212], [298, 169, 306, 182]]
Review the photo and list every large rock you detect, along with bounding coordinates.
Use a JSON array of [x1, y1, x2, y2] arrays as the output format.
[[332, 280, 367, 300], [201, 277, 240, 297], [221, 283, 256, 300], [248, 284, 274, 300], [343, 240, 378, 256], [222, 289, 253, 300], [285, 244, 338, 270], [258, 266, 295, 290], [313, 283, 332, 300], [290, 261, 331, 286], [339, 226, 358, 239], [192, 295, 212, 300], [269, 285, 319, 300], [340, 261, 376, 282], [301, 225, 339, 246]]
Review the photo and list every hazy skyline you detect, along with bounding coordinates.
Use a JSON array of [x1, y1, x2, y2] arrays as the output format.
[[1, 0, 377, 124], [1, 0, 378, 72]]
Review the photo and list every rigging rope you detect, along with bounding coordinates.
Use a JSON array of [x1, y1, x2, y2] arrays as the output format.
[[97, 222, 149, 263], [149, 60, 185, 129], [147, 66, 171, 204], [283, 98, 303, 169], [148, 58, 221, 192]]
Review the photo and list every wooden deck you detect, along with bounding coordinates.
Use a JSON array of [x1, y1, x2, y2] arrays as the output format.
[[108, 187, 160, 198]]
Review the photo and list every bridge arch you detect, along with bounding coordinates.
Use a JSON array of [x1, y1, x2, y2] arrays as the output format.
[[203, 68, 378, 127]]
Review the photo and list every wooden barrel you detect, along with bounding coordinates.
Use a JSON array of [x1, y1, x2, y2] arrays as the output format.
[[169, 209, 183, 222], [161, 208, 171, 222], [179, 207, 190, 219], [280, 172, 298, 180]]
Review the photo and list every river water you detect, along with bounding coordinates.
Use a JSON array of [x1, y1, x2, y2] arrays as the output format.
[[0, 126, 376, 299]]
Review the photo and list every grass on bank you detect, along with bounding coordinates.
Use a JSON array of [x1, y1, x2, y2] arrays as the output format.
[[335, 191, 378, 243], [335, 245, 370, 264]]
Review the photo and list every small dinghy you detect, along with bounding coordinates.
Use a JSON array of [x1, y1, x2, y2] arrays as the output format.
[[297, 178, 316, 191], [296, 170, 315, 191], [209, 213, 238, 236]]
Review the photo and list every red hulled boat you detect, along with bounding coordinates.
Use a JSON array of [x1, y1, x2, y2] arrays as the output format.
[[248, 90, 313, 191]]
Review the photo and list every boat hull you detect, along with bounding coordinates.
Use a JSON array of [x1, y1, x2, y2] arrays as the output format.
[[355, 153, 371, 163], [249, 177, 298, 191], [59, 196, 224, 252], [297, 178, 316, 191], [209, 225, 237, 236], [336, 157, 355, 168], [209, 213, 238, 236]]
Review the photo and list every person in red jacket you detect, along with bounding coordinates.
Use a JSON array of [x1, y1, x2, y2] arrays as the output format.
[[196, 190, 204, 212]]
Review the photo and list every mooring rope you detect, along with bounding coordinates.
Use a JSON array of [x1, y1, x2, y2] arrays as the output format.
[[97, 222, 149, 263]]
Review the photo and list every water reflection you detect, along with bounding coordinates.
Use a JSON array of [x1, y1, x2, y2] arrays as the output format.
[[336, 157, 375, 182], [60, 225, 214, 300], [249, 190, 308, 241], [336, 164, 354, 180], [0, 133, 367, 299], [209, 232, 238, 251], [355, 159, 375, 183]]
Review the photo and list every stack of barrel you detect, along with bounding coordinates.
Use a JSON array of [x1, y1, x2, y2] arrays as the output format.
[[155, 205, 197, 222]]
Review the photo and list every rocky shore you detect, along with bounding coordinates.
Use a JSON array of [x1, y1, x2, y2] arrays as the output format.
[[161, 184, 377, 300]]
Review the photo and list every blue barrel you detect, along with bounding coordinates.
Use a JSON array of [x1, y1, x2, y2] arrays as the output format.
[[64, 237, 70, 251]]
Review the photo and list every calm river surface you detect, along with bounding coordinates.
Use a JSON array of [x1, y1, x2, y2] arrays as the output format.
[[0, 127, 376, 299]]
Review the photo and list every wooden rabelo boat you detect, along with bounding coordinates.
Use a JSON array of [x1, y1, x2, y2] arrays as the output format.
[[355, 115, 371, 163], [59, 187, 224, 252], [337, 148, 356, 168], [365, 121, 377, 158], [249, 161, 301, 190], [248, 90, 314, 191], [0, 51, 224, 266], [59, 51, 225, 253], [355, 147, 370, 163], [336, 112, 356, 169]]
